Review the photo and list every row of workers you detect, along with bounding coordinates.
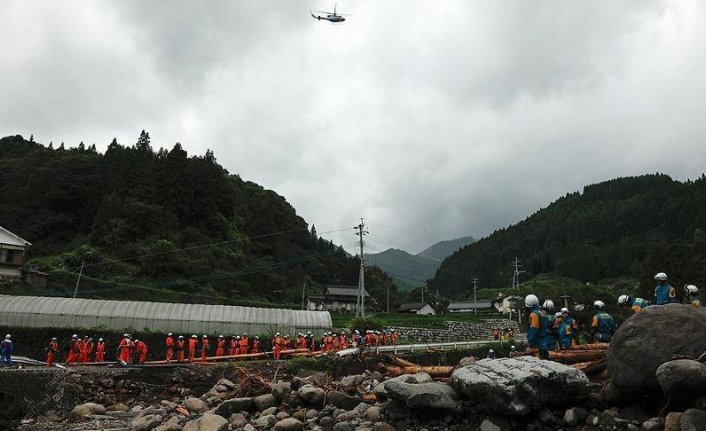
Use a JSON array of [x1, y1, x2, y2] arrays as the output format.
[[617, 273, 701, 312]]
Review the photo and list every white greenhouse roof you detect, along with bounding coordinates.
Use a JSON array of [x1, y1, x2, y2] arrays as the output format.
[[0, 295, 332, 336]]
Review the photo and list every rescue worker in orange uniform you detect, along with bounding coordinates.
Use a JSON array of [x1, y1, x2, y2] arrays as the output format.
[[216, 335, 226, 357], [46, 338, 58, 366], [165, 333, 175, 362], [391, 330, 399, 345], [240, 333, 249, 355], [273, 333, 283, 360], [252, 336, 261, 354], [95, 338, 105, 362], [135, 339, 148, 364], [67, 334, 79, 364], [79, 336, 89, 363], [128, 335, 136, 364], [118, 334, 132, 364], [188, 335, 198, 362], [201, 335, 209, 361], [229, 336, 238, 356], [86, 337, 95, 362], [176, 336, 185, 362]]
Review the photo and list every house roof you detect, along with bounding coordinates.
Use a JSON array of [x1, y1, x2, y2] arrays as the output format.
[[447, 301, 493, 309], [326, 286, 370, 297], [398, 302, 432, 312], [0, 226, 31, 248]]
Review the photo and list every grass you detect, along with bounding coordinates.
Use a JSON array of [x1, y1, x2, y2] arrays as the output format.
[[330, 311, 496, 329]]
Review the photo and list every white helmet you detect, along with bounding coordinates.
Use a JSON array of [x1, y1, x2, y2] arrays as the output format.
[[168, 332, 173, 336], [218, 335, 224, 338], [488, 349, 494, 353], [525, 294, 539, 307], [655, 272, 668, 281], [618, 295, 630, 305], [560, 307, 569, 314], [510, 345, 516, 350], [99, 338, 103, 341], [4, 334, 10, 339], [542, 299, 554, 310], [555, 312, 563, 318], [594, 300, 605, 309], [73, 334, 78, 338], [686, 285, 699, 294]]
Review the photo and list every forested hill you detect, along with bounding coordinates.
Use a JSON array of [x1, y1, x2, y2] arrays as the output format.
[[429, 174, 706, 298], [0, 134, 397, 306]]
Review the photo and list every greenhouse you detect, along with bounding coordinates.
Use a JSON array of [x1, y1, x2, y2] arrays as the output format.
[[0, 295, 332, 336]]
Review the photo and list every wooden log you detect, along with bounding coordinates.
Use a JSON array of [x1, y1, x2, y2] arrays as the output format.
[[548, 350, 605, 363], [568, 343, 609, 351], [383, 365, 454, 378]]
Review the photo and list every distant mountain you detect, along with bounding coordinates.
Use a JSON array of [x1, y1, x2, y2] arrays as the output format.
[[417, 236, 476, 261], [365, 236, 476, 290]]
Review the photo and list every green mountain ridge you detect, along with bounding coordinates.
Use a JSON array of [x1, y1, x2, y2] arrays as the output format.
[[429, 173, 706, 299], [0, 134, 399, 307], [417, 235, 476, 261]]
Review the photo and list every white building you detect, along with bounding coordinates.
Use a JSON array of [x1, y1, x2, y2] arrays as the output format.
[[306, 285, 373, 312], [447, 300, 494, 313], [398, 302, 436, 315], [0, 226, 31, 278]]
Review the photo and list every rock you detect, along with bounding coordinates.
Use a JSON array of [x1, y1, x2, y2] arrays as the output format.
[[372, 383, 388, 400], [306, 409, 319, 420], [182, 420, 198, 431], [198, 413, 228, 431], [254, 393, 278, 411], [217, 378, 235, 390], [681, 408, 706, 431], [479, 416, 511, 431], [212, 385, 228, 393], [229, 413, 248, 428], [664, 412, 682, 431], [291, 377, 309, 390], [333, 422, 353, 431], [457, 356, 477, 368], [298, 385, 326, 407], [620, 404, 649, 424], [254, 414, 277, 428], [608, 304, 706, 391], [215, 397, 255, 417], [183, 397, 208, 414], [335, 410, 357, 422], [657, 360, 706, 401], [292, 409, 306, 421], [136, 407, 167, 420], [372, 423, 394, 431], [160, 401, 179, 411], [341, 375, 365, 387], [451, 357, 589, 415], [564, 408, 580, 426], [272, 382, 293, 401], [276, 411, 290, 420], [327, 391, 360, 410], [70, 402, 106, 419], [585, 415, 599, 426], [109, 403, 130, 412], [243, 424, 256, 431], [384, 380, 459, 410], [274, 417, 305, 431], [154, 416, 183, 431], [642, 417, 661, 431], [538, 409, 555, 423], [319, 416, 335, 428], [364, 406, 381, 422], [132, 414, 164, 431]]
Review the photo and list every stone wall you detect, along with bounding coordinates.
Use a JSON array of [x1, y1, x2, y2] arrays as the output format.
[[388, 319, 520, 343]]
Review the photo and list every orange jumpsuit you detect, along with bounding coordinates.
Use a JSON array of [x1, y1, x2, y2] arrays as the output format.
[[165, 336, 175, 361], [273, 336, 283, 360], [136, 341, 148, 363], [46, 340, 58, 366], [216, 339, 226, 357], [176, 339, 185, 362], [118, 338, 131, 363], [188, 338, 197, 361], [201, 338, 209, 361], [128, 340, 136, 364], [67, 339, 80, 364], [391, 332, 399, 344], [79, 339, 88, 363], [339, 335, 348, 349], [95, 341, 105, 362], [239, 336, 249, 355], [229, 338, 237, 356], [86, 340, 94, 362], [252, 339, 260, 354]]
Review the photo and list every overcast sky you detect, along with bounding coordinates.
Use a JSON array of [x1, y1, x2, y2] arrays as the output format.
[[2, 0, 706, 254]]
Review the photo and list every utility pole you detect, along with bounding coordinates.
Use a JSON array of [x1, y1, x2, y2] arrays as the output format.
[[354, 218, 369, 319], [472, 276, 478, 315], [386, 285, 390, 313], [73, 261, 85, 298], [420, 283, 424, 303], [301, 282, 306, 310], [511, 257, 525, 290]]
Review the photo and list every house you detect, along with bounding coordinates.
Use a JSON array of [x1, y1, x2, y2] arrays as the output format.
[[306, 285, 374, 312], [446, 300, 494, 313], [0, 226, 31, 278], [398, 302, 436, 315], [492, 295, 523, 314]]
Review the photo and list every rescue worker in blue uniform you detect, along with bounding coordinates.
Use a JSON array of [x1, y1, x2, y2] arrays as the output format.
[[555, 312, 573, 349], [617, 295, 650, 314], [654, 272, 677, 305], [0, 334, 13, 367], [542, 299, 558, 351], [684, 285, 701, 307], [525, 294, 549, 359], [590, 300, 614, 342], [561, 307, 579, 346]]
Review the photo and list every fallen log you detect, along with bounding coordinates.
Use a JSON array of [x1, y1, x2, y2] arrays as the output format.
[[382, 365, 455, 378], [549, 350, 605, 363], [568, 343, 609, 351]]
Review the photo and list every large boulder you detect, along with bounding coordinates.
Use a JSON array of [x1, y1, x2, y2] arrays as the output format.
[[183, 397, 208, 414], [297, 385, 325, 407], [214, 397, 255, 417], [70, 402, 106, 419], [656, 360, 706, 400], [607, 304, 706, 391], [681, 408, 706, 431], [327, 391, 360, 410], [384, 380, 459, 410], [451, 357, 589, 415]]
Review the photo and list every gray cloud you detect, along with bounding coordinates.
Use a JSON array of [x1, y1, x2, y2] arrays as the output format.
[[2, 0, 706, 254]]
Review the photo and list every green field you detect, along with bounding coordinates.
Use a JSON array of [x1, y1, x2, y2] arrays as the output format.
[[330, 311, 494, 329]]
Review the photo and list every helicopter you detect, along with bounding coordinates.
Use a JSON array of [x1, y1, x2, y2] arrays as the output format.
[[311, 3, 349, 23]]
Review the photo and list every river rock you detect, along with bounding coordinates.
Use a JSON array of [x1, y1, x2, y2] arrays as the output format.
[[364, 406, 381, 422], [254, 393, 278, 411], [657, 359, 706, 400], [608, 304, 706, 391], [154, 416, 183, 431], [253, 414, 277, 428], [183, 397, 208, 414], [274, 417, 304, 431], [272, 382, 292, 400], [479, 416, 511, 431], [215, 397, 254, 417], [327, 391, 360, 410], [341, 374, 365, 387], [384, 380, 459, 410], [451, 356, 589, 415], [217, 378, 236, 390], [132, 414, 164, 431], [681, 408, 706, 431], [198, 413, 228, 431], [298, 385, 326, 406], [70, 402, 106, 419]]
